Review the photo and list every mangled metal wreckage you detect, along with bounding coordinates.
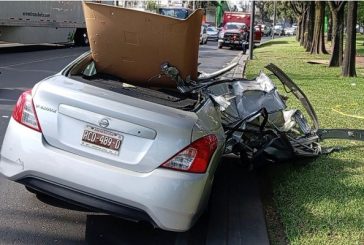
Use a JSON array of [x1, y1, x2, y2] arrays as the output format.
[[83, 2, 364, 167]]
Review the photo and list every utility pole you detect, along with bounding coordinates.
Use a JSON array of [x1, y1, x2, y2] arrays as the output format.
[[272, 1, 276, 39], [249, 1, 255, 60]]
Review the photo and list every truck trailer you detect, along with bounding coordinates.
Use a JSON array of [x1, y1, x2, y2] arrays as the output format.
[[0, 1, 88, 45]]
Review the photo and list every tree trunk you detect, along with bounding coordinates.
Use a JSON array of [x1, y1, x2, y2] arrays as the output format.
[[327, 11, 332, 42], [290, 1, 307, 45], [342, 1, 357, 77], [300, 10, 307, 46], [329, 6, 345, 67], [310, 1, 328, 54], [304, 1, 315, 51], [296, 16, 302, 42]]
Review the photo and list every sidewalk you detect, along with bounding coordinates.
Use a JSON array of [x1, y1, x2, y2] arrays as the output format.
[[0, 41, 26, 48]]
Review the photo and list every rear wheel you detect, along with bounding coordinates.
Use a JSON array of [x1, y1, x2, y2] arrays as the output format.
[[74, 28, 89, 46], [218, 43, 223, 49]]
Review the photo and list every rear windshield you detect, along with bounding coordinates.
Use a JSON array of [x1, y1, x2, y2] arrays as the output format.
[[226, 23, 244, 30], [158, 8, 190, 19]]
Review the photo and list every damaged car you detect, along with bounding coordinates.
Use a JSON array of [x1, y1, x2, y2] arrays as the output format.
[[1, 3, 363, 232]]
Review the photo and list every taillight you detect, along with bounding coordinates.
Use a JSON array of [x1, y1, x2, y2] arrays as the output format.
[[12, 90, 42, 132], [161, 135, 218, 173]]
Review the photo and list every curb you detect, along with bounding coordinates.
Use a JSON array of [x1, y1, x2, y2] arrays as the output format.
[[226, 52, 248, 79]]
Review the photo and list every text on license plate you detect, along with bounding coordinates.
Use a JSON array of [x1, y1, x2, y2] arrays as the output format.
[[81, 125, 123, 155]]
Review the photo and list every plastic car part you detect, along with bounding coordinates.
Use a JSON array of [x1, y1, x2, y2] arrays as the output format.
[[265, 63, 319, 132]]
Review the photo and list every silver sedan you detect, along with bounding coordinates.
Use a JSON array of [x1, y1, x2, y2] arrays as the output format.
[[0, 52, 225, 232]]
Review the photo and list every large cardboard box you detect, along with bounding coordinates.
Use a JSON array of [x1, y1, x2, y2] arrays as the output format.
[[83, 2, 203, 87]]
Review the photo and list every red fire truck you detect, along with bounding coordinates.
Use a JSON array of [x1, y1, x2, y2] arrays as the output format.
[[218, 11, 262, 52]]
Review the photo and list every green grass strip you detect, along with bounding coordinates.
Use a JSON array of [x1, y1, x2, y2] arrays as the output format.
[[246, 37, 364, 245]]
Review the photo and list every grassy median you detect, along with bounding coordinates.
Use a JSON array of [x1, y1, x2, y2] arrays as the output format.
[[245, 37, 364, 245]]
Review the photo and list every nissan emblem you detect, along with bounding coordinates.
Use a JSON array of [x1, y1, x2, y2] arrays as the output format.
[[99, 118, 110, 128]]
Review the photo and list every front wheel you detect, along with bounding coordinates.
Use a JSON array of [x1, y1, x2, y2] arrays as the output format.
[[218, 43, 223, 49]]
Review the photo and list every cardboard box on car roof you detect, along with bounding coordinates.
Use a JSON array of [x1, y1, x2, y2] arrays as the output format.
[[82, 2, 203, 87]]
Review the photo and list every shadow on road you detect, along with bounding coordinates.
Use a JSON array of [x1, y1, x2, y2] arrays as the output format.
[[0, 44, 72, 54], [84, 212, 209, 245], [82, 157, 269, 245], [259, 40, 289, 48]]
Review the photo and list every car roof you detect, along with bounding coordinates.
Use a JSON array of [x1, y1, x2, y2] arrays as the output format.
[[226, 22, 246, 25]]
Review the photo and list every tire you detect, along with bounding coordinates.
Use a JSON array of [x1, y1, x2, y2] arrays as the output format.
[[204, 38, 208, 44], [74, 28, 89, 46], [218, 43, 223, 49]]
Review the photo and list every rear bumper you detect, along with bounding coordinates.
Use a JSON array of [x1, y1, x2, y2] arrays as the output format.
[[18, 176, 156, 226], [218, 39, 242, 45], [0, 118, 218, 231]]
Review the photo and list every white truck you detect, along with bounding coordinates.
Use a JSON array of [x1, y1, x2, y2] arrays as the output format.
[[0, 1, 90, 45]]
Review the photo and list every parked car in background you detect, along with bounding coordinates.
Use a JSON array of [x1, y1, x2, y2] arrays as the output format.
[[206, 26, 219, 41], [356, 24, 364, 34], [273, 25, 285, 36], [285, 27, 296, 36], [200, 25, 208, 44], [261, 24, 272, 36]]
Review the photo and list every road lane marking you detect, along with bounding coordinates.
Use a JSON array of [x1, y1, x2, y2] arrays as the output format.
[[0, 87, 29, 91], [0, 67, 57, 74], [0, 99, 16, 102], [0, 54, 80, 69]]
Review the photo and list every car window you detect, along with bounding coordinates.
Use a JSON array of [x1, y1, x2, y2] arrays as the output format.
[[159, 8, 189, 19], [207, 27, 217, 32], [159, 9, 176, 18], [82, 61, 97, 77], [226, 23, 243, 30]]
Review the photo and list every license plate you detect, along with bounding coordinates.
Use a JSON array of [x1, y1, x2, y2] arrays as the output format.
[[81, 125, 123, 155]]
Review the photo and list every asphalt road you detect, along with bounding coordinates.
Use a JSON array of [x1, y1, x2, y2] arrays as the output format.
[[0, 42, 269, 244]]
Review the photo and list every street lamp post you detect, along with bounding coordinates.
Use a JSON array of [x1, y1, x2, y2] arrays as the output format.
[[272, 1, 276, 39], [249, 1, 255, 60]]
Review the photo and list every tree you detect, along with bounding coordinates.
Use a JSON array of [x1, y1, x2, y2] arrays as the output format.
[[259, 1, 295, 25], [342, 1, 358, 77], [328, 1, 346, 67], [304, 1, 315, 51], [310, 1, 328, 54], [327, 11, 332, 42], [146, 0, 158, 12], [290, 1, 308, 43], [256, 1, 271, 22]]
